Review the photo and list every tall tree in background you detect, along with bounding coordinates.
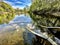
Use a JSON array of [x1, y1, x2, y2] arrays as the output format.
[[29, 1, 60, 44], [29, 0, 60, 27]]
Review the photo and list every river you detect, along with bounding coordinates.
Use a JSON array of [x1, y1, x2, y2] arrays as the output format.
[[0, 14, 38, 45], [0, 14, 59, 45]]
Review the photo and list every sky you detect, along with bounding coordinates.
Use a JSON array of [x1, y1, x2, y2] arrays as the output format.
[[4, 0, 32, 9]]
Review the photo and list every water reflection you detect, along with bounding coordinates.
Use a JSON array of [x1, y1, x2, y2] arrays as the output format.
[[0, 14, 36, 45]]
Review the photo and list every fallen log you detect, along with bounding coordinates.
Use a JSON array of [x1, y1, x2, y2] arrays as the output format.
[[26, 27, 58, 45]]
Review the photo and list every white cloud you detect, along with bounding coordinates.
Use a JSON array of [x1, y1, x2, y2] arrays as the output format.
[[3, 0, 31, 9], [3, 1, 13, 5], [16, 1, 23, 3], [4, 1, 25, 9], [27, 3, 31, 6], [12, 6, 25, 9]]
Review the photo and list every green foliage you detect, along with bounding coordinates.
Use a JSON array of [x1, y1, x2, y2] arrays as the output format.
[[29, 0, 60, 27], [15, 8, 24, 15], [30, 0, 60, 11], [0, 2, 15, 24], [0, 2, 15, 12], [0, 7, 5, 11]]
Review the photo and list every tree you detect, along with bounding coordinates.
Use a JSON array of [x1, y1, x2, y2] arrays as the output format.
[[29, 0, 60, 45], [0, 2, 15, 24], [29, 0, 60, 27]]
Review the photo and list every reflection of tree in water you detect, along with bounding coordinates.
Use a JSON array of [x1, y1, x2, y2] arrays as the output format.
[[23, 31, 35, 45], [23, 29, 52, 45]]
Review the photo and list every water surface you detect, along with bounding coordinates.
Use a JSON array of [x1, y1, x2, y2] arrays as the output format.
[[0, 14, 36, 45]]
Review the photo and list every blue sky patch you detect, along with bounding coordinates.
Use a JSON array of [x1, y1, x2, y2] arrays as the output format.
[[4, 0, 32, 9]]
